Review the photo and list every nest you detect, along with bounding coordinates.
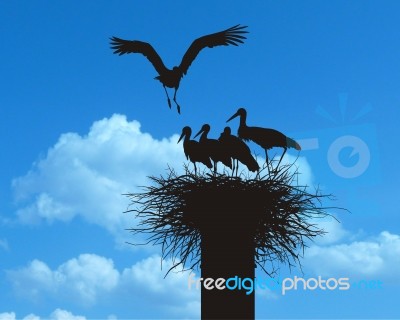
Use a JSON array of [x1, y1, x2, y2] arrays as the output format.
[[125, 161, 338, 276]]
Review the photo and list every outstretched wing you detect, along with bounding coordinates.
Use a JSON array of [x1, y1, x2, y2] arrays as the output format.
[[110, 37, 168, 75], [179, 24, 248, 75]]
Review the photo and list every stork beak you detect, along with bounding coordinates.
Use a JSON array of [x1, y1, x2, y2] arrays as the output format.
[[177, 132, 185, 144], [193, 127, 203, 139], [226, 111, 239, 123]]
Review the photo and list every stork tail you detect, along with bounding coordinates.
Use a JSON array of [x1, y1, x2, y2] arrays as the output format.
[[248, 161, 259, 172], [245, 156, 260, 172], [287, 137, 301, 150]]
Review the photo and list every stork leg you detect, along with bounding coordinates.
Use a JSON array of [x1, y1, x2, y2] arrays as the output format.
[[213, 161, 217, 175], [231, 158, 236, 176], [276, 147, 287, 169], [163, 85, 172, 109], [265, 149, 271, 174], [173, 88, 181, 114], [235, 159, 239, 176], [194, 163, 197, 175]]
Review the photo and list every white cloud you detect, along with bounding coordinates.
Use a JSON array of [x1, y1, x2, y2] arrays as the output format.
[[0, 313, 15, 320], [8, 254, 119, 305], [48, 309, 86, 320], [58, 254, 119, 302], [21, 315, 40, 320], [0, 310, 86, 320], [12, 114, 185, 243], [8, 254, 199, 318], [312, 216, 350, 245], [304, 231, 400, 281], [120, 255, 200, 318]]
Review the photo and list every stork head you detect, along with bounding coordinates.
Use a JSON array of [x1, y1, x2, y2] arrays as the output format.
[[219, 126, 231, 140], [227, 107, 247, 122], [193, 124, 210, 139], [178, 126, 191, 143], [223, 127, 232, 134]]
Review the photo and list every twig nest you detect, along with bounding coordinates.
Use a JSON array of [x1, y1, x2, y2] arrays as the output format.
[[126, 163, 338, 276]]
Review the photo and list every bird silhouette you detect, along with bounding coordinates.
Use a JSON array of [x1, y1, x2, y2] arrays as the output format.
[[110, 25, 248, 114], [194, 124, 232, 173], [178, 126, 212, 175], [227, 108, 301, 169], [219, 126, 259, 175]]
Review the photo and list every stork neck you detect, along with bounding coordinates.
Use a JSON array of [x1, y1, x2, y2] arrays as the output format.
[[239, 113, 247, 127], [199, 132, 208, 142]]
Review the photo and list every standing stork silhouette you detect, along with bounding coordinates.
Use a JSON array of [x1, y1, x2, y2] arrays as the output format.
[[110, 25, 248, 114], [178, 126, 212, 175], [227, 108, 301, 170], [194, 124, 232, 174], [219, 126, 259, 175]]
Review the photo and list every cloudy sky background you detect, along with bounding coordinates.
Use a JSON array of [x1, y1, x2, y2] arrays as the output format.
[[1, 1, 400, 319]]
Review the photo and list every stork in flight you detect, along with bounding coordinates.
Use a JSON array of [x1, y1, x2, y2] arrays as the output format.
[[110, 25, 248, 114], [178, 126, 212, 175], [227, 108, 301, 170]]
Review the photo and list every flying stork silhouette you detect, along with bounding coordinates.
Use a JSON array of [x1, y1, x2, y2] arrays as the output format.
[[219, 126, 259, 175], [194, 124, 232, 174], [227, 108, 301, 169], [178, 126, 212, 175], [110, 25, 248, 114]]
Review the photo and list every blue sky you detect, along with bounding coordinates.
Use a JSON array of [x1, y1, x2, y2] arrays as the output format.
[[1, 1, 400, 319]]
